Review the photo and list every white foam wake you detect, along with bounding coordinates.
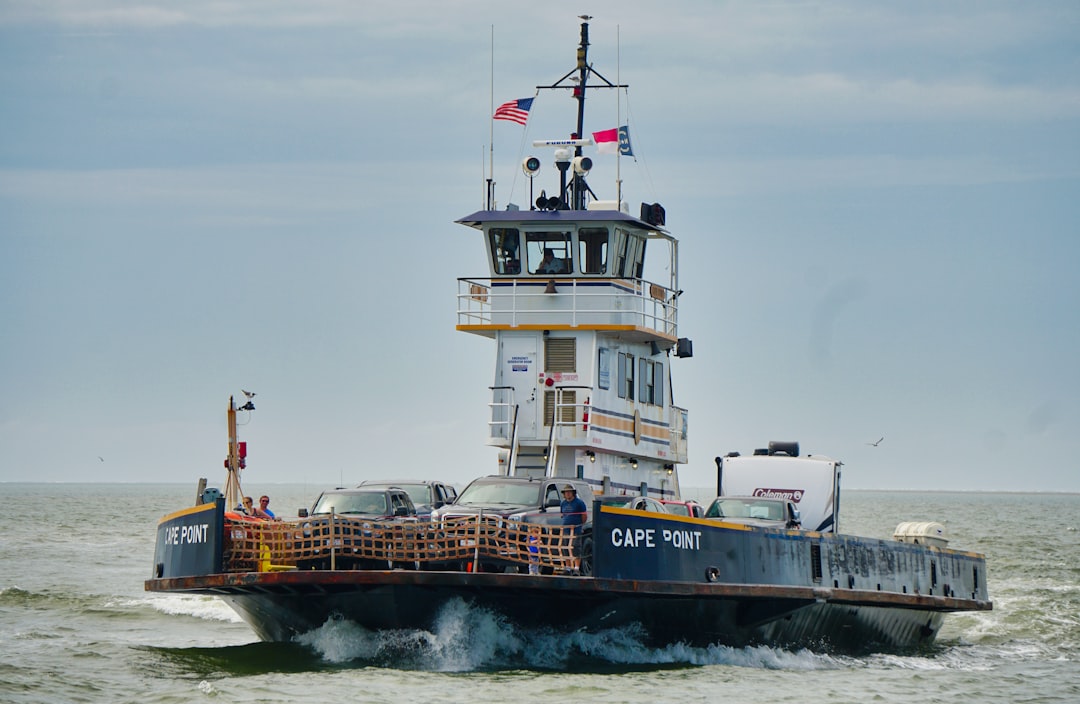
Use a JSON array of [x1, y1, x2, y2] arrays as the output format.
[[293, 598, 846, 672]]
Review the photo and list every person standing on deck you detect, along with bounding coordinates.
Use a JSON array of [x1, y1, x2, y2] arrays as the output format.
[[560, 485, 586, 530], [560, 485, 587, 574]]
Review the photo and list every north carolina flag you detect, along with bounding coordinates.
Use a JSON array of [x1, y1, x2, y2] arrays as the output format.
[[592, 126, 634, 156], [493, 97, 534, 125], [592, 128, 619, 154]]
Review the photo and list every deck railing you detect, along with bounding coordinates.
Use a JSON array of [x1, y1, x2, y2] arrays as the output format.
[[224, 514, 582, 574], [457, 277, 679, 339]]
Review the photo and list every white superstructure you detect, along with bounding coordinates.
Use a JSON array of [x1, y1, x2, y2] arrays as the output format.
[[455, 205, 691, 499]]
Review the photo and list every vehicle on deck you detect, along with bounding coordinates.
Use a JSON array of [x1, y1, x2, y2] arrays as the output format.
[[430, 475, 595, 574], [702, 496, 801, 529], [658, 499, 704, 518], [308, 488, 417, 517], [296, 488, 419, 570], [356, 479, 458, 517], [596, 494, 671, 513]]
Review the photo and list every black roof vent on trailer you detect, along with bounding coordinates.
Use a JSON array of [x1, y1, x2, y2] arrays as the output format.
[[768, 440, 800, 457], [753, 448, 769, 456]]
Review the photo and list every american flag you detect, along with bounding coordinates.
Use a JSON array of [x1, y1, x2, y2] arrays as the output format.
[[493, 97, 534, 125]]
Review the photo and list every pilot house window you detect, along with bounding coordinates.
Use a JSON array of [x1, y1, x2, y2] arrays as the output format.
[[488, 228, 521, 275], [526, 232, 573, 275], [612, 229, 646, 278], [578, 227, 609, 274]]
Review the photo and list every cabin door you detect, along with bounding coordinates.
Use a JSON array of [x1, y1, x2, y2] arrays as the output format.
[[497, 335, 538, 441]]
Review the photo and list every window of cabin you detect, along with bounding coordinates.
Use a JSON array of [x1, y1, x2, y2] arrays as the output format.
[[618, 352, 635, 400], [638, 359, 664, 405], [488, 228, 521, 275], [598, 347, 611, 390], [626, 234, 647, 279], [611, 229, 646, 279], [526, 231, 573, 275], [578, 227, 609, 274], [612, 229, 629, 277]]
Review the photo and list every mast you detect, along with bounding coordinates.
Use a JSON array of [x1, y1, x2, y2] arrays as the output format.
[[572, 18, 590, 210], [222, 393, 254, 510], [536, 16, 625, 211], [224, 396, 242, 510]]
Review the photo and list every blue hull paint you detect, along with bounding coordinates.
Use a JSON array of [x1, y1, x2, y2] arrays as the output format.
[[594, 507, 987, 602], [147, 504, 989, 652]]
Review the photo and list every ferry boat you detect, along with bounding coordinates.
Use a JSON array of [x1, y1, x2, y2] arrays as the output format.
[[145, 19, 991, 652]]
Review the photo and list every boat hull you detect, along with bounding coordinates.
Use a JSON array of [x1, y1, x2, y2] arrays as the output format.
[[146, 500, 990, 652], [146, 569, 983, 652]]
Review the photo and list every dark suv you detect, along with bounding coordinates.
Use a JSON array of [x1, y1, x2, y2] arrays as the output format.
[[308, 487, 417, 517], [429, 476, 595, 574], [356, 479, 458, 517], [295, 488, 417, 570]]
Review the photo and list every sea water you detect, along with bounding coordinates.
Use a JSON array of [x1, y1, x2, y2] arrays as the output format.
[[1, 484, 1077, 703]]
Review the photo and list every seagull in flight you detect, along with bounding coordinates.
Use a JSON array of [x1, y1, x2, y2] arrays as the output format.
[[241, 389, 256, 399], [867, 436, 884, 447]]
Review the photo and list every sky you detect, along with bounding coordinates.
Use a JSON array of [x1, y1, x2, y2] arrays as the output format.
[[1, 1, 1078, 493]]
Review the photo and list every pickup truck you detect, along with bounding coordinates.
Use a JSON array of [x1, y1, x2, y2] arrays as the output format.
[[429, 475, 595, 574]]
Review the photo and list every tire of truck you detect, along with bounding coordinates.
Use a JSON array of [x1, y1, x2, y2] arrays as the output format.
[[579, 533, 594, 576]]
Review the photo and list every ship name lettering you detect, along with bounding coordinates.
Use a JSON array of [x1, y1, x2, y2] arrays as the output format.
[[610, 527, 655, 548], [165, 523, 209, 546], [662, 528, 702, 550]]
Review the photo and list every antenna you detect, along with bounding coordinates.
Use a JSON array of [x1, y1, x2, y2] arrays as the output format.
[[487, 25, 495, 209], [617, 24, 622, 205]]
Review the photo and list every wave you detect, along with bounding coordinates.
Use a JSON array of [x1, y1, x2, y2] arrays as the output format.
[[0, 585, 243, 630], [138, 593, 244, 623], [291, 599, 866, 672], [0, 585, 112, 612]]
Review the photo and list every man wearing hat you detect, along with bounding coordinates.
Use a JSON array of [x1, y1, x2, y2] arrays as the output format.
[[560, 484, 588, 575], [560, 484, 587, 530]]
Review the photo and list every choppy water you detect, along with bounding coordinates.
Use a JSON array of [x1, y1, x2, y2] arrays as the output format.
[[1, 484, 1077, 703]]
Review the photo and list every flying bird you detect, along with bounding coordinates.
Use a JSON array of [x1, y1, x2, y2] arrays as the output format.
[[98, 456, 104, 462], [241, 389, 256, 399], [867, 436, 884, 447]]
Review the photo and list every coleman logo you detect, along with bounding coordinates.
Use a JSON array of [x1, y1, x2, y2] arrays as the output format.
[[752, 488, 804, 503]]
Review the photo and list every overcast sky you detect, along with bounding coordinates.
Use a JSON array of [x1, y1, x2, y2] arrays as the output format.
[[2, 1, 1077, 492]]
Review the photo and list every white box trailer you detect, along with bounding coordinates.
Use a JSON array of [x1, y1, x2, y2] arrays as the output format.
[[715, 441, 841, 533]]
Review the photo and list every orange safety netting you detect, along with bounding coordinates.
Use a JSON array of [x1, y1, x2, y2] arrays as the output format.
[[224, 515, 583, 574]]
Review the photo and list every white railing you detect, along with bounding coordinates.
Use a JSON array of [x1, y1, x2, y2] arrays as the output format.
[[457, 277, 679, 339], [550, 386, 591, 443], [488, 386, 516, 441], [488, 386, 688, 463]]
